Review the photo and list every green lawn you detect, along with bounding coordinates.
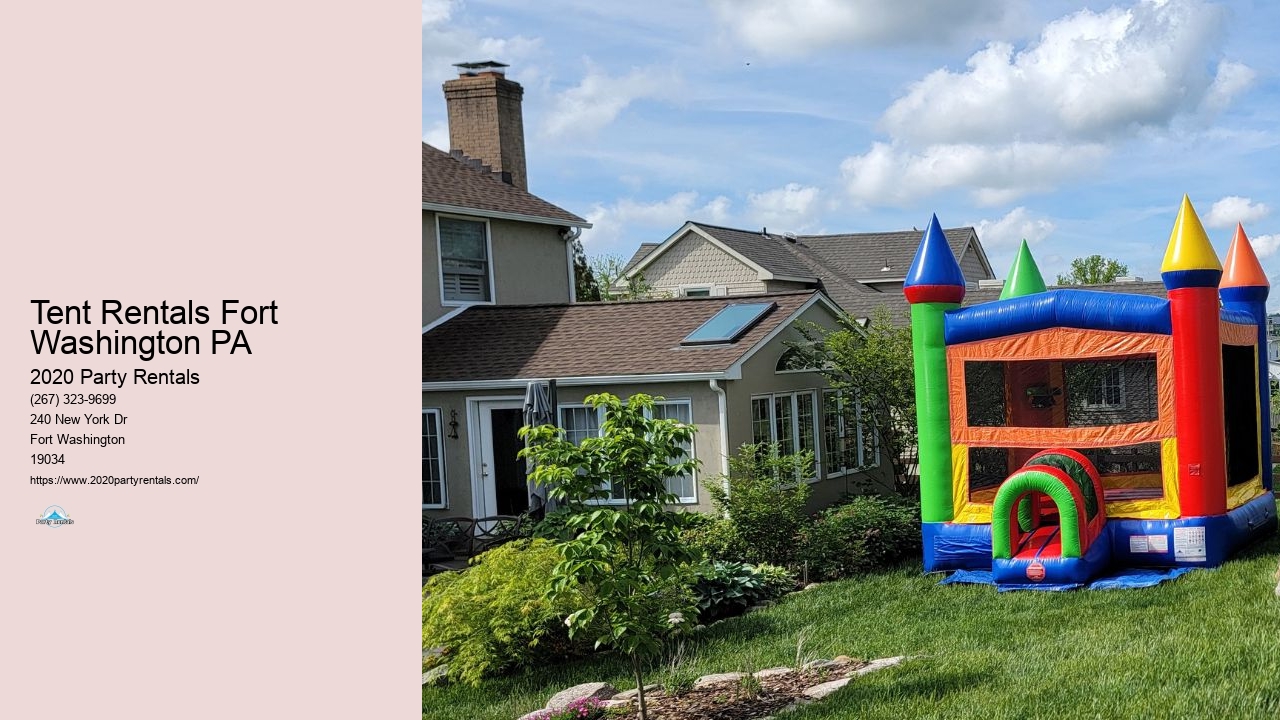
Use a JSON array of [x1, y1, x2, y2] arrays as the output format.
[[423, 522, 1280, 720]]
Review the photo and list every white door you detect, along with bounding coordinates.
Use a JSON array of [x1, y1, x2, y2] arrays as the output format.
[[470, 398, 530, 518]]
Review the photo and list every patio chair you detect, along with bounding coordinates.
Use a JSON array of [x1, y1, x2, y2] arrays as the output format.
[[471, 514, 525, 554], [423, 516, 475, 575]]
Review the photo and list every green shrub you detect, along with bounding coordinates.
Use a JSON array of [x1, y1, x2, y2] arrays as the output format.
[[680, 515, 746, 563], [797, 496, 920, 581], [705, 443, 814, 566], [691, 561, 797, 622], [421, 539, 595, 685]]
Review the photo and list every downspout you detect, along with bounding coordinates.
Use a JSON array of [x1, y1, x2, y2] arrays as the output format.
[[709, 379, 730, 506], [561, 226, 582, 303]]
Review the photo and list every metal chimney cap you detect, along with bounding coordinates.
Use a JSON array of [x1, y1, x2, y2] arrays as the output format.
[[454, 60, 509, 76]]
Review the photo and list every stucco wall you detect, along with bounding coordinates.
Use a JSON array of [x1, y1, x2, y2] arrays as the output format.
[[424, 210, 571, 327], [641, 231, 766, 296]]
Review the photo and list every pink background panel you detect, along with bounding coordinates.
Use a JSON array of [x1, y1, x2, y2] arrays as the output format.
[[0, 2, 421, 717]]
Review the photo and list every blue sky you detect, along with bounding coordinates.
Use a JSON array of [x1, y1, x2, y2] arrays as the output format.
[[423, 0, 1280, 306]]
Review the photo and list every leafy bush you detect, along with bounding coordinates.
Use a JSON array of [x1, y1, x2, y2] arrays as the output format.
[[421, 539, 595, 685], [797, 496, 920, 581], [705, 443, 814, 566], [680, 515, 746, 563], [691, 561, 797, 622], [529, 506, 580, 541]]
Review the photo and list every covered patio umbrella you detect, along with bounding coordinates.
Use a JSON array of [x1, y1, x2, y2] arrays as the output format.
[[523, 379, 557, 518]]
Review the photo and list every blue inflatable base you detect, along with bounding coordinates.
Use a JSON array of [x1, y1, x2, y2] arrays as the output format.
[[940, 566, 1197, 592], [923, 494, 1276, 589]]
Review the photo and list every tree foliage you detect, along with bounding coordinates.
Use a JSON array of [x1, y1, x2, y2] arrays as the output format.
[[589, 253, 657, 300], [793, 307, 917, 495], [520, 393, 699, 720], [570, 238, 603, 301], [1055, 254, 1130, 285]]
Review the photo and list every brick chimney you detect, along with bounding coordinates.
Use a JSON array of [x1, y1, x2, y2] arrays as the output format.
[[443, 61, 528, 191]]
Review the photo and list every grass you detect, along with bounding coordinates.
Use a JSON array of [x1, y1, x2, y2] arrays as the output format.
[[423, 522, 1280, 720]]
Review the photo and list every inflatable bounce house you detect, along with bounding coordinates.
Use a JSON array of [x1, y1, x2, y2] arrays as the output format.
[[906, 197, 1277, 590]]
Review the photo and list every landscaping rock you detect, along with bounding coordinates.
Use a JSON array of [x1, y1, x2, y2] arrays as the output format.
[[693, 671, 746, 687], [852, 655, 907, 676], [803, 659, 839, 670], [612, 685, 660, 700], [802, 582, 823, 591], [753, 667, 793, 678], [601, 698, 632, 709], [516, 711, 544, 720], [545, 682, 618, 711], [833, 655, 853, 663], [803, 677, 851, 699], [746, 603, 772, 613], [421, 664, 448, 686]]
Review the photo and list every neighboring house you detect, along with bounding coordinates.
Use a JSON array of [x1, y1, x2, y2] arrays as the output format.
[[422, 291, 894, 518], [618, 222, 995, 322], [422, 62, 591, 331]]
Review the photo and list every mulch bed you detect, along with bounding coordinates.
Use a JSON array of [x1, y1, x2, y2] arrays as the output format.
[[605, 660, 867, 720]]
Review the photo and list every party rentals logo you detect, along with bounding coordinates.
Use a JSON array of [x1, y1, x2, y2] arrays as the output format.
[[36, 505, 74, 527]]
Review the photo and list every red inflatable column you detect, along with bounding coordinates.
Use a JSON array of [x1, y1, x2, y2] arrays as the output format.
[[1161, 197, 1227, 518]]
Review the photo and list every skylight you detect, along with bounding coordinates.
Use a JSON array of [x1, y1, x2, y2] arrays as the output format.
[[681, 302, 776, 345]]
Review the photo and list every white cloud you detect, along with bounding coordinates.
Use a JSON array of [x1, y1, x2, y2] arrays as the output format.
[[1201, 61, 1256, 116], [580, 191, 731, 250], [1204, 196, 1271, 229], [422, 120, 449, 150], [421, 0, 451, 26], [421, 1, 542, 89], [881, 1, 1234, 145], [1250, 234, 1280, 259], [840, 141, 1107, 207], [972, 207, 1056, 250], [710, 0, 1009, 56], [543, 62, 677, 138], [746, 183, 821, 232], [840, 0, 1252, 206]]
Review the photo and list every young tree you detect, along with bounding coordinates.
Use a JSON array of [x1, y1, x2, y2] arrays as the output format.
[[1055, 255, 1130, 285], [792, 307, 918, 496], [520, 393, 698, 720], [570, 238, 603, 301], [589, 253, 656, 300]]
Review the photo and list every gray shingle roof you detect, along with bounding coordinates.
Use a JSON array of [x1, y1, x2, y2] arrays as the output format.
[[621, 243, 660, 275], [423, 291, 819, 382], [687, 223, 819, 280], [797, 228, 980, 282], [421, 143, 587, 226], [686, 223, 983, 284]]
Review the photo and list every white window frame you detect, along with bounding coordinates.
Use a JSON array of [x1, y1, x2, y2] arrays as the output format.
[[1082, 364, 1125, 409], [821, 389, 881, 478], [678, 284, 724, 297], [650, 399, 697, 504], [557, 399, 698, 505], [422, 408, 447, 509], [749, 391, 821, 482], [437, 213, 496, 307]]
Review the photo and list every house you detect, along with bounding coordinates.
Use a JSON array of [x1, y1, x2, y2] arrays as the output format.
[[423, 61, 590, 332], [422, 291, 894, 517], [618, 221, 995, 322], [422, 62, 895, 518]]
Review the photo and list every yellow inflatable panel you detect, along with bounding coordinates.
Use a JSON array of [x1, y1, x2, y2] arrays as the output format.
[[1161, 195, 1221, 273]]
